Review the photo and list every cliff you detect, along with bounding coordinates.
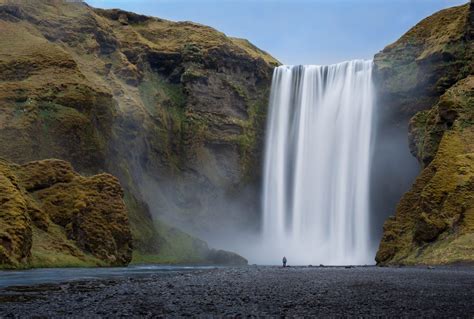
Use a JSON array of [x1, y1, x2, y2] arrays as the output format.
[[0, 0, 277, 265], [375, 3, 474, 265], [374, 3, 472, 118]]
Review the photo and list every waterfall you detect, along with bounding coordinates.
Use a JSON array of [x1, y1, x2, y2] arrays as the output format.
[[261, 60, 375, 265]]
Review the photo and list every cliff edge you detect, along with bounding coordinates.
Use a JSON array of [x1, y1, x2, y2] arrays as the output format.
[[375, 2, 474, 265]]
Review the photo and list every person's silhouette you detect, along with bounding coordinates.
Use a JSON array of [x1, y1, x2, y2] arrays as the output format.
[[282, 256, 287, 267]]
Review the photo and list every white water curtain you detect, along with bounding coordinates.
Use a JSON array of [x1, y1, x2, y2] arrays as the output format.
[[261, 60, 375, 265]]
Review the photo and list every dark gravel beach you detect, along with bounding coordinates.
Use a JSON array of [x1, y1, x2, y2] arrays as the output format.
[[1, 266, 473, 317]]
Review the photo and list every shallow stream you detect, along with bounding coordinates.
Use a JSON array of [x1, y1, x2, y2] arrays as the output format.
[[0, 265, 218, 288]]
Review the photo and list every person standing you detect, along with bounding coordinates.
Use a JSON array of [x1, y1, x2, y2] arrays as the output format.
[[282, 256, 287, 267]]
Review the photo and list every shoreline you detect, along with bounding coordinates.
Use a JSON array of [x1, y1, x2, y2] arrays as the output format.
[[1, 265, 473, 317]]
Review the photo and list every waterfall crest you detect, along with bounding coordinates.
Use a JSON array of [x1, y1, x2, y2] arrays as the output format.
[[261, 60, 375, 265]]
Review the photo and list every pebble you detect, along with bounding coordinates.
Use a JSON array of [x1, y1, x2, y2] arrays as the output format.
[[0, 266, 473, 317]]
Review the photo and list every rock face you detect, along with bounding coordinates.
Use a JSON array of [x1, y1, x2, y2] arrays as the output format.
[[375, 3, 474, 265], [0, 160, 32, 267], [0, 158, 133, 269], [374, 3, 472, 118], [206, 249, 248, 266], [0, 0, 277, 262]]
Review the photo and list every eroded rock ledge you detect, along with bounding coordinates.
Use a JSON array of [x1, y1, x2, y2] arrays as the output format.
[[374, 3, 474, 265], [0, 158, 133, 268]]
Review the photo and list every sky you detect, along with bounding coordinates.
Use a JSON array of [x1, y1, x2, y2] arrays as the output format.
[[86, 0, 468, 65]]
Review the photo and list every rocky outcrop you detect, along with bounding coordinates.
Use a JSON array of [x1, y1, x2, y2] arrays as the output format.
[[0, 158, 133, 269], [374, 3, 472, 119], [376, 78, 474, 265], [409, 76, 474, 167], [375, 3, 474, 265], [206, 249, 248, 266], [0, 160, 32, 267], [0, 0, 277, 263]]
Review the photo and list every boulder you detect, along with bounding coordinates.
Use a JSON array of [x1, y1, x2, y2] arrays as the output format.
[[0, 158, 133, 268]]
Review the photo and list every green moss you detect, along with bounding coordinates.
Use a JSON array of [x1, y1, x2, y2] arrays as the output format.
[[124, 192, 162, 254], [230, 37, 280, 66], [112, 11, 278, 65], [374, 3, 472, 111], [225, 79, 249, 101], [409, 76, 474, 166], [29, 225, 106, 268], [130, 219, 208, 264], [399, 233, 474, 265], [409, 110, 441, 166], [138, 71, 187, 170], [29, 251, 103, 268], [139, 72, 186, 114], [0, 158, 133, 269], [0, 160, 31, 268], [377, 128, 474, 265], [181, 68, 207, 82], [238, 86, 270, 183], [182, 43, 202, 57]]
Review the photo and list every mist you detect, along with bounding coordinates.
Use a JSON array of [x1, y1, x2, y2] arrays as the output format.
[[118, 62, 422, 266], [369, 105, 421, 252]]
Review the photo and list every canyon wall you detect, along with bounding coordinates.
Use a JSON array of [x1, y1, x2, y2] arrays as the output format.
[[0, 0, 276, 266], [374, 2, 473, 265]]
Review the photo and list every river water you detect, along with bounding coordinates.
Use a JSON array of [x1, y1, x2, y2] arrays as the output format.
[[0, 265, 218, 288]]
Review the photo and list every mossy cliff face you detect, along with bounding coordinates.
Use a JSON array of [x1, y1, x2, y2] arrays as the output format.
[[409, 76, 474, 166], [0, 160, 32, 267], [375, 3, 474, 265], [0, 5, 115, 174], [374, 3, 472, 118], [0, 158, 132, 269], [0, 0, 277, 260]]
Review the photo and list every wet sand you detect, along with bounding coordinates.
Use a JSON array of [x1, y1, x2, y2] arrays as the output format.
[[1, 266, 473, 317]]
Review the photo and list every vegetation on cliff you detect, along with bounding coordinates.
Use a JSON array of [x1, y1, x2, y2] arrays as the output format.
[[0, 158, 132, 269], [0, 0, 277, 265], [375, 3, 473, 265], [374, 3, 472, 117]]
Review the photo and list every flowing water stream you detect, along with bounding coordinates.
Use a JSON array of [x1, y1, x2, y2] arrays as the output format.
[[261, 60, 375, 265], [0, 265, 218, 288]]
